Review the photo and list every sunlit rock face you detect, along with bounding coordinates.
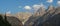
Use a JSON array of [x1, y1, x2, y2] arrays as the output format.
[[33, 4, 46, 17], [34, 7, 46, 17], [47, 5, 55, 14], [14, 12, 32, 25]]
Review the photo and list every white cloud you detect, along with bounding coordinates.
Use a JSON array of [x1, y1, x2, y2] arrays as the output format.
[[33, 4, 40, 9], [33, 4, 40, 11], [6, 11, 11, 14], [24, 6, 31, 10], [57, 1, 60, 5], [33, 3, 44, 11], [47, 0, 53, 3]]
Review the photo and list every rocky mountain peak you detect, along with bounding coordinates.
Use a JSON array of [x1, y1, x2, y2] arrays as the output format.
[[34, 5, 46, 16], [47, 5, 55, 14], [48, 5, 54, 11]]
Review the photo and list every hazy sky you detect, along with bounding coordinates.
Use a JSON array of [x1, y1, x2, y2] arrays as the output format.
[[0, 0, 59, 14]]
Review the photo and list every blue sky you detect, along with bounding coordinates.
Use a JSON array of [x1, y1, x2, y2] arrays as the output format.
[[0, 0, 58, 14]]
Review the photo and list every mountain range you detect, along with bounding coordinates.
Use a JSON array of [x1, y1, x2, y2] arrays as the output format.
[[0, 5, 60, 26], [24, 5, 60, 26]]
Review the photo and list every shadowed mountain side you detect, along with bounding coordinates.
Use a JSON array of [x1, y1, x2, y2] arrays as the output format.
[[42, 13, 60, 26], [0, 14, 11, 26], [24, 15, 41, 26], [6, 16, 23, 26]]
